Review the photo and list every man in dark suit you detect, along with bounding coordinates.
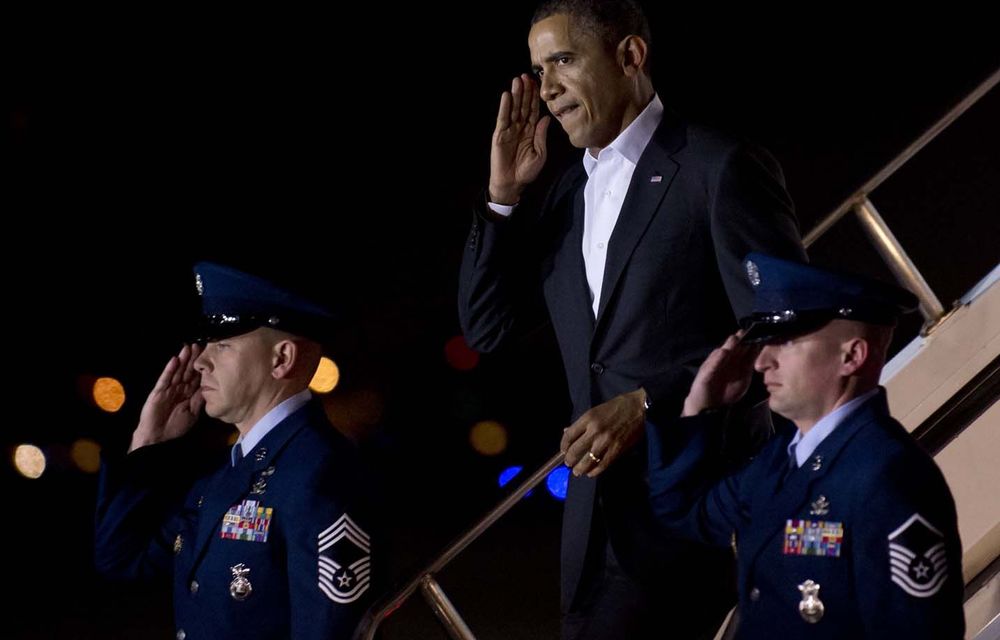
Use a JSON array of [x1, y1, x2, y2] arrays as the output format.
[[95, 262, 376, 639], [458, 1, 805, 637], [648, 253, 964, 639]]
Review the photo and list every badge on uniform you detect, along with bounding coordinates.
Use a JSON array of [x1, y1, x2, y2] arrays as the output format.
[[317, 513, 371, 604], [888, 513, 948, 598], [229, 563, 253, 601], [783, 519, 843, 557], [220, 499, 274, 543], [797, 579, 824, 623]]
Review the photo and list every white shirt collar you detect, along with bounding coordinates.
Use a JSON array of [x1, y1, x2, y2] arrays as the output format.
[[582, 94, 663, 176], [231, 388, 312, 466], [787, 388, 879, 468]]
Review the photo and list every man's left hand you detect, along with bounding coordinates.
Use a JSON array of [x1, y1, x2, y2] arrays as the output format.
[[561, 389, 646, 478]]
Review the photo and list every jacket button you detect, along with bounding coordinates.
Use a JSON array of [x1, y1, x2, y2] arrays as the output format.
[[189, 580, 199, 594], [590, 362, 605, 374], [176, 630, 186, 640], [749, 587, 761, 601]]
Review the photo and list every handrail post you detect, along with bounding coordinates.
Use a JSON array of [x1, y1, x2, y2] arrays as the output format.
[[353, 452, 566, 639], [420, 575, 477, 640], [853, 198, 946, 324]]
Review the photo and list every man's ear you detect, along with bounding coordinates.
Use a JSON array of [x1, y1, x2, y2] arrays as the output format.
[[840, 337, 870, 376], [618, 35, 649, 78], [272, 339, 298, 380]]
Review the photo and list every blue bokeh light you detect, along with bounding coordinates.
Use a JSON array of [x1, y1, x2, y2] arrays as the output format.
[[498, 466, 523, 487], [546, 466, 569, 500]]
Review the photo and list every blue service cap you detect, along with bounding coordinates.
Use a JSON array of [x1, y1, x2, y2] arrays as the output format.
[[739, 253, 919, 344], [193, 262, 337, 343]]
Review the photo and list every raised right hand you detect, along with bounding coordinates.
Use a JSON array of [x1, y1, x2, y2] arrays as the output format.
[[681, 333, 758, 417], [489, 73, 551, 205], [129, 343, 205, 452]]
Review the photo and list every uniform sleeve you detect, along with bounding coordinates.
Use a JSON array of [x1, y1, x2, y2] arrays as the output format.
[[286, 461, 378, 639], [94, 440, 199, 582], [853, 451, 965, 639], [647, 411, 754, 548]]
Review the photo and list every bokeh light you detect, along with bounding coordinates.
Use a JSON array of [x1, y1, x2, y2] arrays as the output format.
[[92, 377, 126, 412], [469, 420, 508, 456]]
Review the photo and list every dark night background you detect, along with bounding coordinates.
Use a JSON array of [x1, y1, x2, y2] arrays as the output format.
[[7, 4, 1000, 638]]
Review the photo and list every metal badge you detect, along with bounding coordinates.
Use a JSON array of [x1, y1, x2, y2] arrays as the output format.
[[173, 534, 183, 555], [254, 448, 268, 462], [250, 466, 276, 495], [810, 495, 830, 516], [229, 563, 253, 601], [195, 274, 204, 296], [250, 477, 268, 495], [798, 579, 825, 623], [811, 455, 823, 471], [746, 259, 761, 287]]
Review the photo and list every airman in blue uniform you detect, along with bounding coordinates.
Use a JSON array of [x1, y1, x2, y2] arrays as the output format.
[[647, 253, 964, 639], [96, 262, 376, 639]]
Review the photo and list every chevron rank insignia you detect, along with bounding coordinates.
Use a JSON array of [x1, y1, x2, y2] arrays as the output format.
[[318, 514, 371, 604], [888, 513, 949, 598], [220, 499, 273, 542], [783, 519, 843, 557]]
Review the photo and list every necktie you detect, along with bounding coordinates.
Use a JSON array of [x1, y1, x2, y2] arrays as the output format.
[[231, 442, 244, 468], [782, 442, 798, 486]]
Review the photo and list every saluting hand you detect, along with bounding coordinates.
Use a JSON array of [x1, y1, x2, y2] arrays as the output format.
[[489, 73, 551, 205], [682, 332, 757, 417], [129, 343, 205, 452]]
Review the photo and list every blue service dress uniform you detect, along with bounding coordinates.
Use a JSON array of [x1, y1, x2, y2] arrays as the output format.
[[647, 390, 964, 639], [95, 401, 376, 639]]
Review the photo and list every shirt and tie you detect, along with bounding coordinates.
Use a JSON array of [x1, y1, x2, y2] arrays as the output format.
[[230, 388, 313, 467]]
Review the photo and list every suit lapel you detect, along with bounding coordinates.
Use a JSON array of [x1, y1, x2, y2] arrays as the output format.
[[190, 458, 256, 569], [594, 115, 685, 329]]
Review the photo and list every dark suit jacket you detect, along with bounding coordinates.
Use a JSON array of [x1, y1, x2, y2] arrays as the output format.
[[648, 390, 964, 639], [95, 401, 376, 639], [458, 112, 806, 615]]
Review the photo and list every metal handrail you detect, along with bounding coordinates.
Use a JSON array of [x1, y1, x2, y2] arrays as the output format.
[[803, 67, 999, 248], [353, 452, 566, 640], [853, 198, 946, 320]]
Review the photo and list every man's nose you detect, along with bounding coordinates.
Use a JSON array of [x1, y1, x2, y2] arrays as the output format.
[[540, 72, 561, 102], [754, 344, 775, 372], [193, 349, 209, 373]]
